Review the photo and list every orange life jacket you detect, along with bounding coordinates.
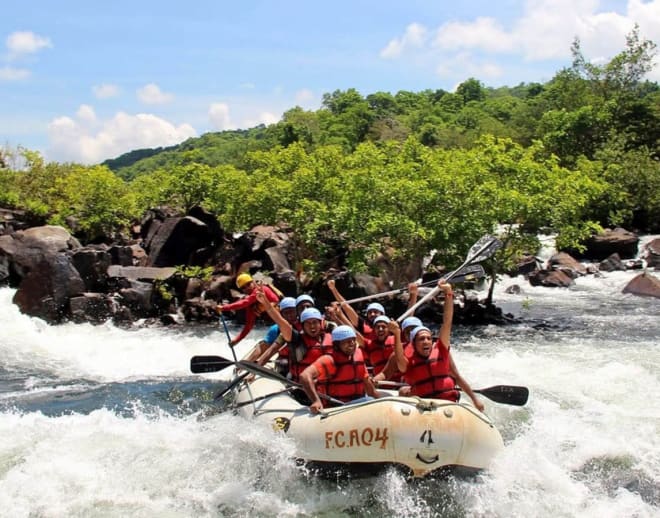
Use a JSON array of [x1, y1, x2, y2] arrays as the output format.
[[316, 348, 367, 404], [362, 335, 395, 375], [403, 344, 458, 401], [288, 331, 333, 382]]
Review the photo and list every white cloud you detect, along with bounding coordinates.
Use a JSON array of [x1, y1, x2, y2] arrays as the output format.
[[243, 112, 280, 128], [0, 66, 30, 80], [208, 102, 234, 130], [436, 52, 504, 81], [47, 106, 197, 164], [434, 17, 514, 53], [294, 88, 316, 107], [136, 83, 174, 104], [382, 0, 660, 80], [92, 83, 120, 99], [6, 31, 52, 59], [380, 23, 427, 59]]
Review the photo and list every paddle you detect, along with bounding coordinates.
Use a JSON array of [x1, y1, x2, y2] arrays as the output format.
[[190, 355, 234, 373], [236, 360, 346, 407], [190, 355, 345, 406], [342, 264, 486, 305], [376, 381, 528, 406], [475, 385, 529, 406], [397, 234, 502, 322]]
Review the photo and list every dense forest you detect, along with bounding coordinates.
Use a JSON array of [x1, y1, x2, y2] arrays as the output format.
[[1, 28, 659, 279]]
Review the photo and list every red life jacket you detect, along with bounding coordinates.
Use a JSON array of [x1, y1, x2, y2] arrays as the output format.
[[403, 343, 458, 401], [362, 335, 395, 375], [316, 348, 367, 404], [288, 331, 333, 381]]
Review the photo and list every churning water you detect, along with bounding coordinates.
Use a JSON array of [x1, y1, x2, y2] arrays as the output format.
[[1, 239, 658, 517]]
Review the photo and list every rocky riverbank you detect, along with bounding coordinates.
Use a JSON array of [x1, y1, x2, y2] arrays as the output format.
[[1, 206, 658, 327]]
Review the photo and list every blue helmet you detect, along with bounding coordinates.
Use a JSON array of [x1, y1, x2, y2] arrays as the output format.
[[366, 302, 385, 314], [299, 307, 322, 323], [401, 316, 423, 331], [409, 326, 431, 344], [372, 315, 391, 326], [331, 325, 357, 342], [295, 294, 315, 307], [279, 297, 296, 311]]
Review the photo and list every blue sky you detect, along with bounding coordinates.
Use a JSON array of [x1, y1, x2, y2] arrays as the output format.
[[1, 1, 659, 164]]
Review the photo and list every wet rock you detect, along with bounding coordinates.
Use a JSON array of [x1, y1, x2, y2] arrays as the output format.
[[547, 252, 587, 277], [577, 228, 639, 261], [528, 269, 575, 288], [13, 254, 86, 322], [71, 246, 112, 292], [622, 272, 660, 299], [645, 238, 660, 269], [0, 225, 81, 281], [69, 293, 114, 323], [598, 253, 626, 272]]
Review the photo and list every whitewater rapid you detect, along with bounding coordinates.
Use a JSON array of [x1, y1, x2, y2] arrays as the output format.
[[1, 254, 658, 517]]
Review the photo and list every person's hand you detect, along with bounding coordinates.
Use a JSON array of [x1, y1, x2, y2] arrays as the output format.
[[254, 287, 267, 304], [309, 400, 323, 414], [437, 280, 452, 294], [398, 386, 412, 397], [387, 320, 401, 337], [327, 279, 335, 290], [408, 282, 418, 295], [472, 396, 485, 412], [229, 338, 239, 347], [216, 304, 223, 313]]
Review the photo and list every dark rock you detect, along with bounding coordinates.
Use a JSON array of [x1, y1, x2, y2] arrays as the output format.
[[547, 252, 587, 277], [0, 225, 81, 281], [69, 293, 114, 323], [13, 254, 86, 322], [505, 284, 522, 294], [146, 216, 214, 267], [508, 255, 541, 277], [645, 238, 660, 268], [71, 247, 112, 292], [528, 269, 575, 288], [108, 245, 134, 266], [622, 272, 660, 298], [576, 228, 639, 261], [118, 281, 155, 315], [598, 253, 626, 272]]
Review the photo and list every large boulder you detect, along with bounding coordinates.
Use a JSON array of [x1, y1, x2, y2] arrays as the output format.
[[547, 252, 587, 278], [622, 272, 660, 299], [578, 228, 639, 261], [645, 238, 660, 269], [528, 269, 575, 288], [13, 254, 86, 322], [145, 216, 215, 267], [0, 225, 81, 284]]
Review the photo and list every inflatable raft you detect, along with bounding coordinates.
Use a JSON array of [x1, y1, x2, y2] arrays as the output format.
[[230, 375, 504, 478]]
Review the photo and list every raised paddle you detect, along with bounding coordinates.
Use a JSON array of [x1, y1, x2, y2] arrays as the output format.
[[342, 264, 486, 305], [397, 234, 502, 322], [376, 381, 529, 406]]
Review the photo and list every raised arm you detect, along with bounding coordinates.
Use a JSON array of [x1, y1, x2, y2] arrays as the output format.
[[255, 288, 293, 342], [437, 280, 454, 350], [327, 279, 359, 327], [388, 320, 408, 373]]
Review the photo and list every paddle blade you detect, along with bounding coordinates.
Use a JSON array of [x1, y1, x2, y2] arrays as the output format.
[[448, 264, 486, 284], [190, 355, 234, 373], [465, 235, 503, 264], [476, 385, 529, 406]]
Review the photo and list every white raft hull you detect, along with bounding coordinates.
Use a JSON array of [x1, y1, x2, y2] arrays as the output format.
[[232, 376, 504, 478]]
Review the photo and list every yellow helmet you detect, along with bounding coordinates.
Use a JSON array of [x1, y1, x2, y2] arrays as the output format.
[[236, 273, 253, 288]]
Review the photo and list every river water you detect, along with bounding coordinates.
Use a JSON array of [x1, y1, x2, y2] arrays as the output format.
[[1, 238, 659, 518]]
